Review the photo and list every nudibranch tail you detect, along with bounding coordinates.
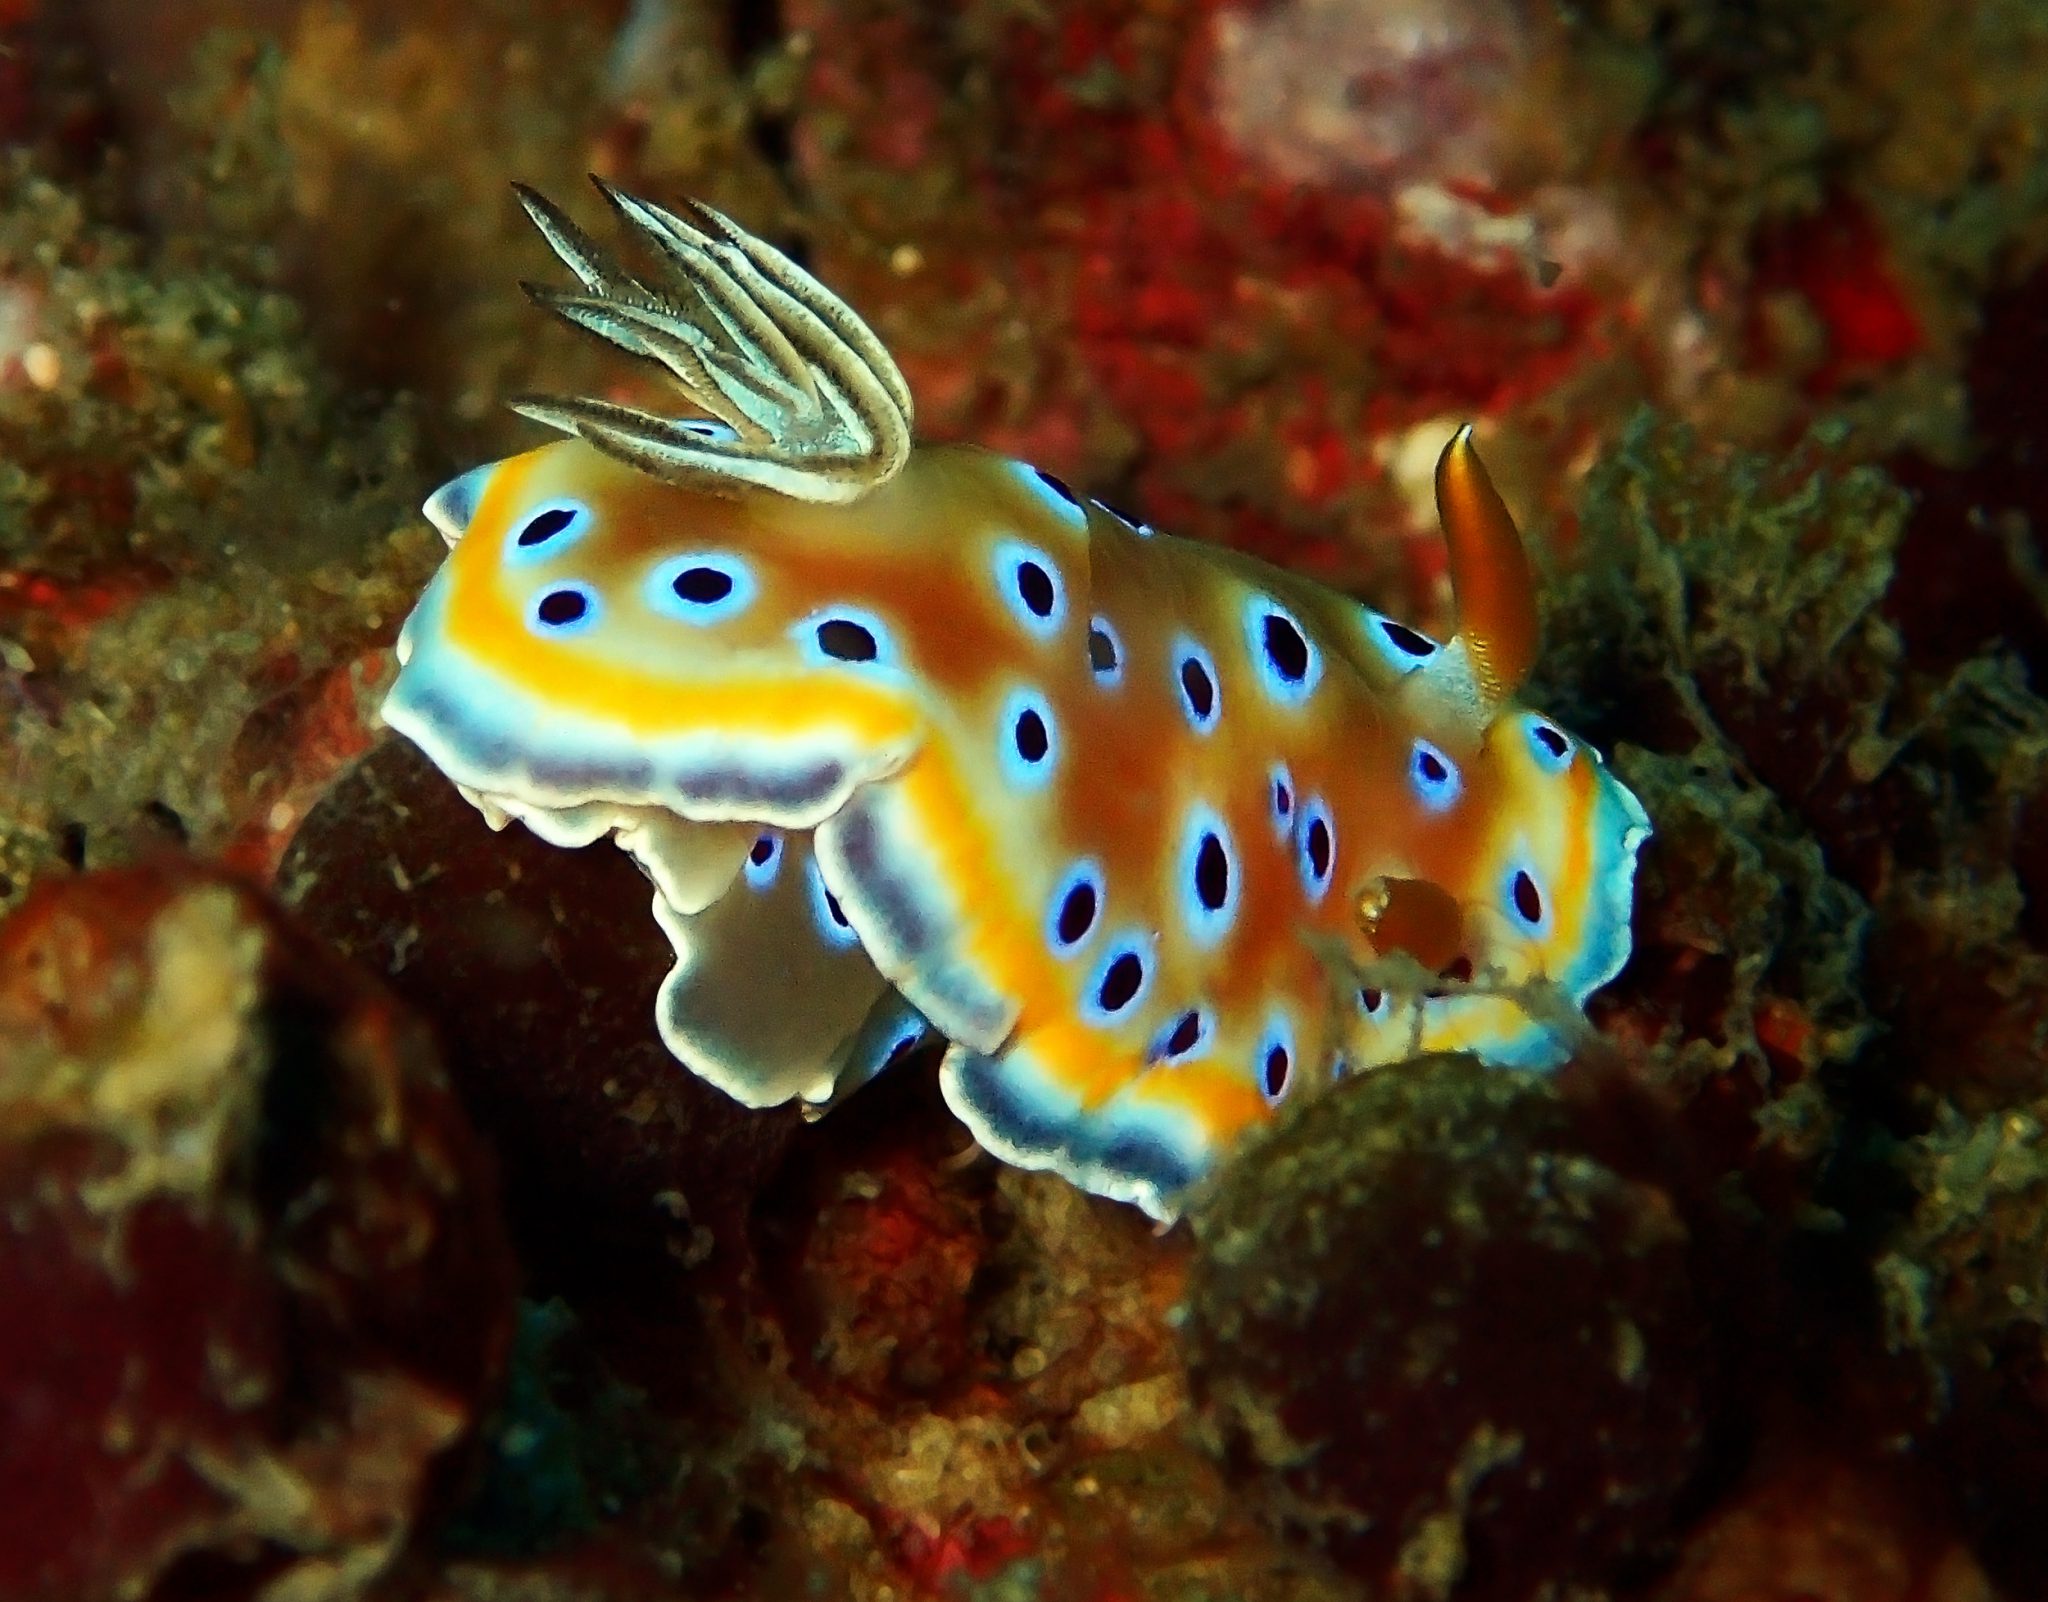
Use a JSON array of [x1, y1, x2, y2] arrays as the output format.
[[1437, 426, 1539, 706], [510, 178, 913, 504]]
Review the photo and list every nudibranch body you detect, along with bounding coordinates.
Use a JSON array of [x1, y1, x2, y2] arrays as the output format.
[[382, 181, 1650, 1220]]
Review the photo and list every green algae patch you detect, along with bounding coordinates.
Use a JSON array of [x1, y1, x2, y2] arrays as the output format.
[[1537, 414, 2048, 1586], [1532, 417, 1897, 1170], [0, 156, 430, 909], [1876, 1098, 2048, 1586], [1539, 416, 2048, 1134]]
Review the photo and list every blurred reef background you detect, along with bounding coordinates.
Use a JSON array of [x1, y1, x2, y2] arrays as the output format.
[[3, 1, 2048, 1599]]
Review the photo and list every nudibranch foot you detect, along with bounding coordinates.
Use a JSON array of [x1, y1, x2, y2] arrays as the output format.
[[812, 773, 1023, 1054], [942, 1036, 1267, 1219], [648, 829, 897, 1108], [380, 183, 1653, 1222]]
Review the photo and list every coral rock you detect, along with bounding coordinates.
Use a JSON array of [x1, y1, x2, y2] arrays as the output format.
[[780, 1139, 987, 1404], [1182, 1055, 1711, 1601], [0, 860, 515, 1602], [280, 737, 801, 1299], [1650, 1450, 1994, 1602]]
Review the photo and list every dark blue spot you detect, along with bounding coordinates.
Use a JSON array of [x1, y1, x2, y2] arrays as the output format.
[[531, 583, 600, 634], [1151, 1008, 1210, 1063], [1034, 468, 1080, 508], [818, 618, 878, 661], [1262, 1043, 1290, 1100], [649, 552, 755, 624], [1083, 934, 1153, 1023], [1411, 739, 1462, 812], [1196, 834, 1229, 912], [1047, 860, 1105, 953], [1297, 796, 1335, 902], [1017, 562, 1057, 618], [1099, 954, 1143, 1011], [1257, 1013, 1297, 1103], [796, 606, 897, 668], [1180, 806, 1239, 946], [1173, 637, 1220, 733], [808, 859, 859, 949], [1528, 717, 1572, 770], [1379, 616, 1438, 657], [1000, 688, 1059, 789], [1244, 598, 1322, 704], [519, 507, 576, 547], [744, 832, 784, 890], [673, 566, 730, 603], [1088, 617, 1124, 686], [879, 1020, 925, 1066], [1014, 461, 1090, 530], [538, 590, 585, 625], [993, 541, 1067, 639], [1269, 763, 1295, 838], [506, 498, 591, 561]]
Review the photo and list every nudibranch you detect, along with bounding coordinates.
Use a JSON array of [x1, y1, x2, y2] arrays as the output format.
[[382, 180, 1651, 1220]]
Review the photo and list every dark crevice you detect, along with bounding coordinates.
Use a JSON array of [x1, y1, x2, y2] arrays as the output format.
[[727, 0, 799, 219]]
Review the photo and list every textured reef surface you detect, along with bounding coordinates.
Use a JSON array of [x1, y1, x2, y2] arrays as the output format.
[[4, 1, 2048, 1598]]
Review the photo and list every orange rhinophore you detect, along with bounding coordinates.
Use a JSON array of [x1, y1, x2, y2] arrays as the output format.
[[382, 180, 1652, 1220]]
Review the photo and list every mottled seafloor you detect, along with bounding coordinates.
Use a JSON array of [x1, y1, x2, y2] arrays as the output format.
[[3, 3, 2048, 1600]]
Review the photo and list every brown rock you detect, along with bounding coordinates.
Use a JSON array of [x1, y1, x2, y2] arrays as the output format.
[[1651, 1448, 1994, 1602], [0, 861, 516, 1602], [279, 738, 801, 1300], [1184, 1055, 1713, 1601]]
